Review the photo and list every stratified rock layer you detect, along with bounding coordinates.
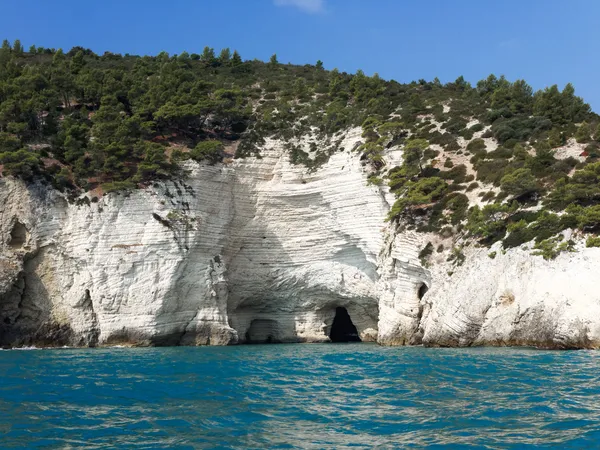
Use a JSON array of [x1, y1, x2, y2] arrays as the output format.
[[0, 132, 599, 348]]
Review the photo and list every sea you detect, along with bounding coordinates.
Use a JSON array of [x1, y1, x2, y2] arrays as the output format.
[[0, 344, 599, 449]]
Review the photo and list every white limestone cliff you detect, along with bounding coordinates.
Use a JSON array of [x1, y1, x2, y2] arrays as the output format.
[[1, 129, 599, 349]]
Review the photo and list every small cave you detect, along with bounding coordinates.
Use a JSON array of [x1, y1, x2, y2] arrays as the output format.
[[329, 307, 361, 343], [9, 221, 27, 248], [418, 283, 429, 300], [245, 319, 282, 344]]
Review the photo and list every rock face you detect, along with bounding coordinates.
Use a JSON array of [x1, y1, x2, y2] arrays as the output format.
[[1, 131, 599, 349]]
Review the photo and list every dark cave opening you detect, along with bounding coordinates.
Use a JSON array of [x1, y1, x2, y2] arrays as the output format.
[[329, 307, 361, 343], [9, 222, 27, 248], [418, 283, 429, 300], [245, 319, 282, 344]]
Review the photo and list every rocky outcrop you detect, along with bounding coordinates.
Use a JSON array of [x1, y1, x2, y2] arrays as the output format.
[[1, 130, 599, 349], [419, 240, 600, 349]]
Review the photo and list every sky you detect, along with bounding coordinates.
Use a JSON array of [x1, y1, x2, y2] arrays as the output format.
[[2, 0, 599, 110]]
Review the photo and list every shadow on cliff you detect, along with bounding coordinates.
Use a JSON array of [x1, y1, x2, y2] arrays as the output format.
[[0, 248, 95, 348]]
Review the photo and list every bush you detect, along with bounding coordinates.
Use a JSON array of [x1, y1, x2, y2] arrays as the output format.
[[102, 180, 136, 193], [0, 148, 41, 181], [532, 235, 575, 260], [481, 191, 496, 201], [445, 140, 461, 152], [466, 182, 479, 191], [586, 236, 600, 248], [470, 123, 484, 132], [440, 164, 467, 184], [388, 176, 448, 221], [467, 138, 486, 152], [190, 140, 224, 164], [419, 242, 434, 266], [500, 168, 540, 198], [475, 159, 509, 186], [576, 121, 591, 143]]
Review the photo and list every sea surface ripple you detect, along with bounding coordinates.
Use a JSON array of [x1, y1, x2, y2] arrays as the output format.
[[1, 344, 600, 448]]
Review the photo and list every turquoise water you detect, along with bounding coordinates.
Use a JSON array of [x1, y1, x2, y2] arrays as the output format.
[[1, 345, 600, 449]]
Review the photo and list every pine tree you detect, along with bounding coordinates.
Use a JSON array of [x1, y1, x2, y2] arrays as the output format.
[[231, 50, 242, 66], [200, 46, 216, 66], [594, 124, 600, 142], [576, 121, 591, 143], [218, 48, 231, 65], [12, 39, 23, 56], [269, 53, 278, 65], [548, 129, 564, 148]]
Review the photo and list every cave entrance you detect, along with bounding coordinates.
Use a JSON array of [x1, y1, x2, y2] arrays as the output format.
[[329, 307, 361, 343], [245, 319, 282, 344], [418, 283, 429, 300], [9, 222, 27, 248]]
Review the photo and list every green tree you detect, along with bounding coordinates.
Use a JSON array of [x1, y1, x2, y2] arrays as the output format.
[[388, 177, 447, 221], [12, 39, 23, 56], [200, 46, 216, 66], [0, 148, 40, 180], [500, 168, 540, 198], [218, 48, 231, 65], [190, 140, 224, 164], [134, 142, 172, 181], [594, 123, 600, 142], [467, 202, 518, 244], [575, 121, 591, 143], [231, 50, 242, 66], [269, 53, 278, 65], [316, 60, 324, 70], [403, 138, 429, 176], [547, 129, 564, 148]]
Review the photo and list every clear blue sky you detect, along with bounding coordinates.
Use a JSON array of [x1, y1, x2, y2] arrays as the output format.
[[2, 0, 598, 111]]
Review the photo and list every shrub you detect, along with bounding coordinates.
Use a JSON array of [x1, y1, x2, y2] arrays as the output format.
[[440, 164, 467, 184], [447, 246, 466, 266], [460, 128, 474, 140], [575, 121, 591, 143], [500, 168, 540, 198], [586, 236, 600, 248], [467, 138, 486, 152], [102, 180, 136, 193], [419, 242, 434, 266], [532, 235, 575, 260], [476, 159, 509, 186], [190, 140, 224, 164], [445, 140, 461, 152], [0, 148, 41, 180], [481, 191, 496, 202], [388, 177, 448, 221]]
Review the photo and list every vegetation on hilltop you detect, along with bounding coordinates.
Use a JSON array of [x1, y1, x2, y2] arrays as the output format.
[[1, 39, 600, 257]]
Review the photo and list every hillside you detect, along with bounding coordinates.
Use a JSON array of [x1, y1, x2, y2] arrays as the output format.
[[2, 38, 600, 261]]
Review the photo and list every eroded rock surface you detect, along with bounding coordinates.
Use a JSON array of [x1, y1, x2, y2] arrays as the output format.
[[0, 132, 598, 348]]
